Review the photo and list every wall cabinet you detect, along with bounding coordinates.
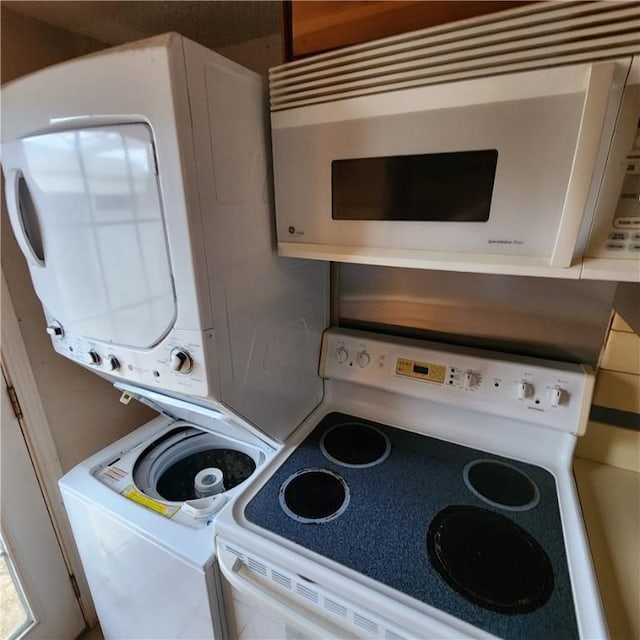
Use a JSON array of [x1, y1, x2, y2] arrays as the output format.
[[285, 0, 534, 60]]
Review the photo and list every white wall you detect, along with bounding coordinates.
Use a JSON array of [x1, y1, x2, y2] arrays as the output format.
[[218, 33, 283, 77]]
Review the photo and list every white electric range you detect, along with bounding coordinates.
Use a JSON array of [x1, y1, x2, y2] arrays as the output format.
[[215, 327, 607, 640]]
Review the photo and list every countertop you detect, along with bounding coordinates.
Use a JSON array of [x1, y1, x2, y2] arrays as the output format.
[[574, 458, 640, 640]]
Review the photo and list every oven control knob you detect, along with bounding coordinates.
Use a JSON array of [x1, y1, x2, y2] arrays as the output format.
[[357, 350, 371, 368], [170, 348, 193, 374], [336, 346, 349, 364], [88, 350, 101, 366], [463, 370, 479, 389], [45, 321, 64, 339], [549, 386, 565, 407], [516, 381, 534, 400], [106, 355, 120, 372]]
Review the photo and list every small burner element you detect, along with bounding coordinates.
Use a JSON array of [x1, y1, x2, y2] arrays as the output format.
[[427, 505, 554, 614], [463, 460, 540, 511], [279, 468, 350, 523], [320, 422, 391, 467]]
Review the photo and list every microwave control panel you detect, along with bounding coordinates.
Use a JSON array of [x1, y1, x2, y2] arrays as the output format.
[[604, 124, 640, 253]]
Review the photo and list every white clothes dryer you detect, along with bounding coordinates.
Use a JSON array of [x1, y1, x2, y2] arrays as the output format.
[[1, 32, 327, 440], [59, 384, 278, 640]]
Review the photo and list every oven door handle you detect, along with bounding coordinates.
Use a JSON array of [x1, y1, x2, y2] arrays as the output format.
[[217, 544, 357, 639]]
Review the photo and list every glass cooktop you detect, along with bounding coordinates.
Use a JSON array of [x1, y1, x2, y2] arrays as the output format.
[[244, 412, 579, 640]]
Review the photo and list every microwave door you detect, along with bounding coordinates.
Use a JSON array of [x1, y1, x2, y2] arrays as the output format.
[[3, 124, 177, 349]]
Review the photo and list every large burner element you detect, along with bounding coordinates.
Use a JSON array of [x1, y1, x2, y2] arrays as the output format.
[[427, 506, 554, 614], [320, 422, 391, 467], [279, 469, 350, 523], [464, 460, 540, 511]]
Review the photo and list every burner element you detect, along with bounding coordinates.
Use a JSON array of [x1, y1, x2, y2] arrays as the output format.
[[463, 460, 540, 511], [427, 505, 554, 614], [279, 469, 350, 523], [320, 422, 391, 467]]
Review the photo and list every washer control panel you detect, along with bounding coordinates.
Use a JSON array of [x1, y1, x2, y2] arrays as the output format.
[[320, 328, 593, 434]]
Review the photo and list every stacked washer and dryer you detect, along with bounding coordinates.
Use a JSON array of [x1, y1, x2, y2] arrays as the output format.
[[1, 34, 327, 639]]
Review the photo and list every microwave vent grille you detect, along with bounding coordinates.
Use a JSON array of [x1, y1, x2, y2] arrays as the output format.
[[270, 0, 639, 110]]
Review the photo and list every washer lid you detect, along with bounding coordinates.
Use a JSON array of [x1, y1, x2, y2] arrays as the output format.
[[115, 382, 277, 452]]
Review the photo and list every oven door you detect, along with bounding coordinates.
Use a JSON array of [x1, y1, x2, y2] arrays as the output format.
[[218, 544, 358, 640], [217, 542, 478, 640]]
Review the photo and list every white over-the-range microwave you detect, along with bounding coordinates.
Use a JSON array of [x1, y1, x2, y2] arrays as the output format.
[[269, 4, 640, 282]]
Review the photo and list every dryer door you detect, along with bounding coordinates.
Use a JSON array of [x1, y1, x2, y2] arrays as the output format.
[[3, 123, 176, 348]]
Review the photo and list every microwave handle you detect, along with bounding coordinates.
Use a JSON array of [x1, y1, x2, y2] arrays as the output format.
[[5, 169, 46, 268], [551, 61, 616, 268]]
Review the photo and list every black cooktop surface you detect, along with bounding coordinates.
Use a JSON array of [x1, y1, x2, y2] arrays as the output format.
[[244, 412, 579, 640]]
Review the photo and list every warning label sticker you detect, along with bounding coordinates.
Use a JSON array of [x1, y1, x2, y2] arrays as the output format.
[[121, 485, 179, 518]]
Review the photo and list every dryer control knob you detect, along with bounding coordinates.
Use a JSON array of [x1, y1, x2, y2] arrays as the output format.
[[170, 348, 193, 374], [46, 322, 64, 338], [106, 355, 120, 371], [88, 350, 101, 366], [336, 346, 349, 364]]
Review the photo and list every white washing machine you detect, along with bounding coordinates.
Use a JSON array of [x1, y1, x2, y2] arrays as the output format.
[[59, 384, 278, 639], [1, 33, 327, 640]]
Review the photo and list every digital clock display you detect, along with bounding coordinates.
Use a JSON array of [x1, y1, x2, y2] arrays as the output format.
[[396, 358, 446, 384]]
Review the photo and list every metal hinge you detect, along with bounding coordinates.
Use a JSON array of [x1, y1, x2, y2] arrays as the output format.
[[6, 384, 23, 420], [69, 574, 81, 600]]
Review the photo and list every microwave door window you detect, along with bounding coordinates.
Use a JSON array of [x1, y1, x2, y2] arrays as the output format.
[[20, 124, 176, 348], [332, 150, 498, 222]]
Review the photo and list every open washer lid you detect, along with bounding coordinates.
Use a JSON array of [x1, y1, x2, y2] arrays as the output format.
[[114, 382, 278, 453]]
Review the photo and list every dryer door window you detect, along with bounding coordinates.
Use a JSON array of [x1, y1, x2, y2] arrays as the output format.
[[9, 124, 176, 348]]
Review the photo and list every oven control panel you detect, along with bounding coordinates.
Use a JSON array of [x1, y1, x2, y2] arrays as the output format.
[[320, 328, 594, 435]]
